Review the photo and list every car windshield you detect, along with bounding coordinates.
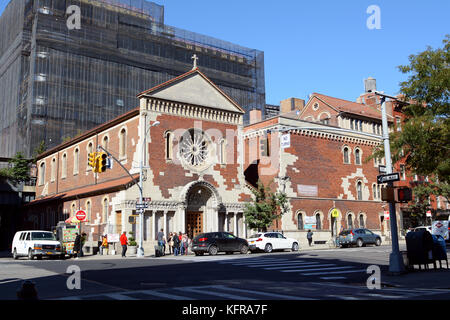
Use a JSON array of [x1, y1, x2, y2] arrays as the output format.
[[31, 232, 56, 241], [249, 234, 261, 238]]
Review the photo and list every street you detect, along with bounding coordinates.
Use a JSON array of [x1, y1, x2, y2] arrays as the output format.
[[1, 244, 449, 301]]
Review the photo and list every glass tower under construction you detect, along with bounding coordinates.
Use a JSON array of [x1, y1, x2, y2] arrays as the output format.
[[0, 0, 265, 158]]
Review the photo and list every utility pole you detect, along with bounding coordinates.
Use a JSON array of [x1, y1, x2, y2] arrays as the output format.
[[378, 94, 405, 274]]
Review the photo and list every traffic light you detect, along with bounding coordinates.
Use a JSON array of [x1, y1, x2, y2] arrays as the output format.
[[96, 152, 108, 173], [397, 187, 412, 203], [88, 152, 97, 171]]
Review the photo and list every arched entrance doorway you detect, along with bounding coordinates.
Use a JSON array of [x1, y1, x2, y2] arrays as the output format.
[[183, 181, 221, 239]]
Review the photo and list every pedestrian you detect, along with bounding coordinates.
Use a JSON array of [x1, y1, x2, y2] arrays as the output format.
[[74, 232, 82, 259], [102, 235, 108, 255], [157, 228, 165, 256], [120, 231, 128, 257], [183, 233, 189, 255], [178, 231, 183, 255], [80, 233, 87, 257], [172, 232, 180, 256], [307, 229, 313, 246], [167, 232, 173, 255]]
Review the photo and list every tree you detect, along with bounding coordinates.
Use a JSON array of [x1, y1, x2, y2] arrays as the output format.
[[0, 152, 31, 184], [244, 180, 289, 232], [371, 35, 449, 218]]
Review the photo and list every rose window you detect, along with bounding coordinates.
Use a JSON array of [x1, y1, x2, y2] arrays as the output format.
[[179, 129, 208, 167]]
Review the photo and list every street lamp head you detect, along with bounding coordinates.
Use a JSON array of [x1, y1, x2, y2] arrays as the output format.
[[151, 121, 160, 127]]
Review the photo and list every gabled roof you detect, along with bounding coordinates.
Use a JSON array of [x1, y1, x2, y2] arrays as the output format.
[[137, 68, 245, 114], [310, 93, 393, 120]]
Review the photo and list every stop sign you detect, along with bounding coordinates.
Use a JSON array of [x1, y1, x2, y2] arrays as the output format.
[[75, 210, 87, 222]]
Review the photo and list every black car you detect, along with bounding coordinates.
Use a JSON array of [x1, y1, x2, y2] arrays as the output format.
[[192, 232, 249, 256]]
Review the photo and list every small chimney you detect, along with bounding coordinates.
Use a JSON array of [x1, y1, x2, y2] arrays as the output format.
[[364, 77, 377, 93], [249, 108, 262, 124], [280, 98, 305, 114]]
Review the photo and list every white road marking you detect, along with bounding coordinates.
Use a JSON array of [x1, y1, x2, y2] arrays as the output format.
[[319, 277, 347, 280], [301, 269, 367, 276], [214, 285, 316, 300], [137, 290, 195, 300], [282, 266, 355, 273], [175, 286, 257, 300], [264, 263, 335, 270], [104, 293, 137, 300]]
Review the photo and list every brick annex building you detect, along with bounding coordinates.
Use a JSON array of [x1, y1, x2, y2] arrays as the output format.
[[25, 69, 432, 252]]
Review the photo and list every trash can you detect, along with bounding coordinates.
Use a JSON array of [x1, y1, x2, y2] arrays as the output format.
[[405, 230, 434, 269], [432, 235, 448, 268]]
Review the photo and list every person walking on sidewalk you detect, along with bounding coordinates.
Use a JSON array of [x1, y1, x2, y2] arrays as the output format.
[[167, 232, 173, 255], [74, 233, 82, 259], [157, 229, 165, 256], [120, 231, 128, 257], [172, 232, 180, 256], [307, 230, 313, 246]]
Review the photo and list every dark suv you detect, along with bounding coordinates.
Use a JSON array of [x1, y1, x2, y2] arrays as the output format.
[[338, 228, 382, 248], [192, 232, 249, 256]]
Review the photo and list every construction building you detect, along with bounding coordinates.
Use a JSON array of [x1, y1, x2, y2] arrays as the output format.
[[0, 0, 265, 159]]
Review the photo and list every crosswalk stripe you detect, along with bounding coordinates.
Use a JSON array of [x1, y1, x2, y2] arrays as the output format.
[[104, 293, 137, 300], [175, 286, 257, 300], [263, 263, 333, 270], [137, 289, 195, 300], [214, 285, 316, 300], [301, 269, 367, 276], [227, 260, 300, 266], [281, 266, 354, 273], [219, 259, 291, 265]]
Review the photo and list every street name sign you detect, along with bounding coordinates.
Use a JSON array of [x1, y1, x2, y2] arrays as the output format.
[[377, 173, 400, 184]]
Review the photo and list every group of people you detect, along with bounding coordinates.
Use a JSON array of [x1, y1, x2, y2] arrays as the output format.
[[73, 232, 87, 259], [157, 229, 192, 256]]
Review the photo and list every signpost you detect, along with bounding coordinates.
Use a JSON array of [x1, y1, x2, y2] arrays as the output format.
[[377, 173, 400, 184]]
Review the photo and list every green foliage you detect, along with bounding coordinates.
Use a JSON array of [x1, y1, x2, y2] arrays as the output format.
[[32, 140, 46, 161], [370, 35, 449, 219], [0, 152, 31, 184], [244, 180, 289, 232], [128, 231, 137, 246]]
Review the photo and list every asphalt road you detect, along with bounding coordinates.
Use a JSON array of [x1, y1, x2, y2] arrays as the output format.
[[1, 244, 449, 301]]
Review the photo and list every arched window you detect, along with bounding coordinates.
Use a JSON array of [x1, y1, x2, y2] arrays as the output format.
[[51, 158, 56, 182], [165, 131, 173, 160], [359, 214, 365, 228], [355, 148, 361, 165], [102, 197, 109, 223], [315, 213, 322, 230], [297, 212, 304, 230], [219, 139, 226, 164], [73, 148, 79, 174], [357, 181, 363, 200], [102, 136, 109, 150], [39, 161, 45, 185], [86, 200, 92, 222], [347, 213, 354, 229], [372, 184, 377, 200], [343, 147, 350, 164], [119, 128, 126, 158], [61, 153, 67, 178]]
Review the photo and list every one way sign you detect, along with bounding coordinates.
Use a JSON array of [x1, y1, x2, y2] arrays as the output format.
[[377, 173, 400, 184]]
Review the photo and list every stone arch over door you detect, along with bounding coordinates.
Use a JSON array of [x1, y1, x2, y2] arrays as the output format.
[[180, 181, 222, 238]]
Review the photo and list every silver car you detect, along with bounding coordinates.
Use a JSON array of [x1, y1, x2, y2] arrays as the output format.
[[338, 228, 382, 248]]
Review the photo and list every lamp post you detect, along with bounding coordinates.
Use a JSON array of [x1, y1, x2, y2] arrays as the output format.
[[137, 120, 160, 258]]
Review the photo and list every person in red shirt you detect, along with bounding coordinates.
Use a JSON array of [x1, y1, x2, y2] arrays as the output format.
[[120, 231, 128, 258]]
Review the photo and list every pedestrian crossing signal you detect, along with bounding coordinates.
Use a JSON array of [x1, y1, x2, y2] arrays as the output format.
[[397, 187, 412, 203], [96, 152, 108, 173]]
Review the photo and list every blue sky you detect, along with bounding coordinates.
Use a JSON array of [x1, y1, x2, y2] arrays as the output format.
[[1, 0, 449, 105]]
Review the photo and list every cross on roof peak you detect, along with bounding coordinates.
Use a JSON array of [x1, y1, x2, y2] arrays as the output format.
[[191, 54, 199, 69]]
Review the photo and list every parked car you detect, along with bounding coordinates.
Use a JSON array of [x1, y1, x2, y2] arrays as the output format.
[[247, 232, 299, 253], [192, 232, 249, 256], [411, 226, 432, 233], [338, 228, 382, 248], [11, 230, 64, 260]]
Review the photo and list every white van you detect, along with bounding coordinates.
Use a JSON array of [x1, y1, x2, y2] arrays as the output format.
[[12, 230, 63, 260]]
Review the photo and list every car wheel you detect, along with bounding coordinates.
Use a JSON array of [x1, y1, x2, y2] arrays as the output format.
[[356, 239, 364, 247], [375, 238, 381, 246], [264, 243, 273, 253], [13, 249, 18, 260], [240, 245, 249, 254], [291, 242, 299, 252], [208, 245, 218, 256], [27, 249, 34, 260]]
